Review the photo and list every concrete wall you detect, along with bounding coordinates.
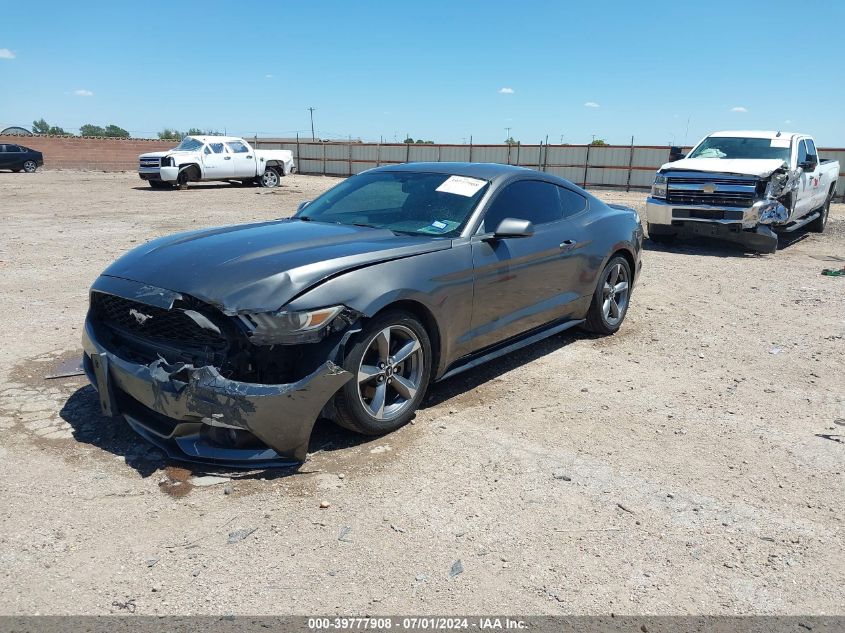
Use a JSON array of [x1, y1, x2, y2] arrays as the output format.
[[0, 135, 174, 170]]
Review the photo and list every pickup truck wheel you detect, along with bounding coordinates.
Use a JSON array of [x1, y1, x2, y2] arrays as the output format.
[[149, 180, 171, 189], [808, 191, 832, 233], [581, 256, 632, 335], [334, 310, 433, 436], [260, 168, 280, 188]]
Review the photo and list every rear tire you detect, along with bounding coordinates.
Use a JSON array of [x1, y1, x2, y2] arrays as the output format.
[[582, 255, 632, 335], [808, 189, 833, 233], [260, 167, 280, 188], [334, 310, 432, 435]]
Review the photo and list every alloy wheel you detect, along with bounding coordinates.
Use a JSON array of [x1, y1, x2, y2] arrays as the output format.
[[261, 170, 279, 187], [23, 160, 37, 173], [356, 325, 424, 421], [601, 262, 630, 327]]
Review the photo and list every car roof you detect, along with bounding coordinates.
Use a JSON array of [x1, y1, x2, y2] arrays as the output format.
[[368, 162, 543, 181]]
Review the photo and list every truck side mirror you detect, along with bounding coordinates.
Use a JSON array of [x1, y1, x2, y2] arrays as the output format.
[[668, 146, 685, 162], [801, 154, 818, 170]]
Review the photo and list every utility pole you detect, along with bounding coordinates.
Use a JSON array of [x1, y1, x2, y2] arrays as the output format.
[[505, 127, 511, 142], [560, 134, 564, 144], [307, 107, 316, 141], [591, 134, 596, 144]]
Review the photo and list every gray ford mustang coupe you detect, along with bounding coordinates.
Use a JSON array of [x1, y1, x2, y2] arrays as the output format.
[[82, 163, 643, 466]]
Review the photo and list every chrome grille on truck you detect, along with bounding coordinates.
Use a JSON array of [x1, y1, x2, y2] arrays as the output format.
[[139, 157, 160, 169], [667, 176, 757, 208]]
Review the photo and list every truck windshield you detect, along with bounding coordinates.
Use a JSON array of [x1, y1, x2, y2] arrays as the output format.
[[296, 171, 490, 237], [688, 137, 791, 162], [173, 137, 204, 152]]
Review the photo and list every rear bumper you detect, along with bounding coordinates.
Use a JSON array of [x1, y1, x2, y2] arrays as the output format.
[[81, 318, 352, 467]]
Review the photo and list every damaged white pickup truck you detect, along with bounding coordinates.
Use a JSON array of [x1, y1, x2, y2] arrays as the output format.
[[646, 131, 839, 252], [138, 135, 294, 189]]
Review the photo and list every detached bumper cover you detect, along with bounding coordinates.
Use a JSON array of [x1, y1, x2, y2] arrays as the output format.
[[82, 319, 352, 466]]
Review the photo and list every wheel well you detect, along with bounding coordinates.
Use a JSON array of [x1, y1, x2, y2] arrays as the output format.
[[179, 164, 201, 180], [370, 300, 442, 375], [611, 248, 635, 276]]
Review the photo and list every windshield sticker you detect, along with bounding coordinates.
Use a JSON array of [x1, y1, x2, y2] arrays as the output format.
[[418, 219, 459, 234], [435, 175, 487, 197], [770, 139, 790, 148]]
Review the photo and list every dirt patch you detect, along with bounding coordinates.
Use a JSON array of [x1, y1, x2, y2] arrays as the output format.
[[0, 170, 843, 615]]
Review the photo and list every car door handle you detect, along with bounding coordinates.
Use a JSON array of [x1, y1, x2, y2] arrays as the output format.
[[559, 239, 577, 249], [224, 156, 231, 160], [246, 155, 253, 159]]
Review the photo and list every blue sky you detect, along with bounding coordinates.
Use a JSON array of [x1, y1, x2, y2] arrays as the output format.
[[2, 0, 844, 145]]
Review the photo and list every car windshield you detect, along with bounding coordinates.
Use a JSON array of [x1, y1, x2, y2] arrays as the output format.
[[173, 137, 204, 152], [688, 137, 791, 162], [296, 171, 490, 237]]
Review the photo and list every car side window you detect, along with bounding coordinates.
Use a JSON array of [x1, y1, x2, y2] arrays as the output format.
[[482, 180, 562, 232], [203, 146, 212, 155], [557, 186, 587, 217], [227, 141, 249, 153], [797, 140, 808, 164], [806, 139, 817, 157], [6, 145, 20, 152], [209, 143, 225, 154]]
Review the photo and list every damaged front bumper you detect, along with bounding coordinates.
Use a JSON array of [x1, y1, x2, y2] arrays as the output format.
[[81, 319, 352, 467], [645, 197, 783, 252]]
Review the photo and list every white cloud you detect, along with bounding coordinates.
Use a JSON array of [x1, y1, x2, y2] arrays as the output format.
[[584, 101, 600, 108], [730, 106, 748, 113], [0, 48, 15, 59], [498, 87, 514, 94], [74, 89, 93, 97]]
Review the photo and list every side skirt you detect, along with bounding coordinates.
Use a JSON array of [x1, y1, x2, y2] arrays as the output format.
[[437, 318, 584, 382]]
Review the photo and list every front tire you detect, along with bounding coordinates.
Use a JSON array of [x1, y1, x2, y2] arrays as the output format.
[[582, 256, 632, 335], [334, 310, 432, 435], [260, 167, 280, 188], [22, 160, 37, 173], [149, 180, 171, 189]]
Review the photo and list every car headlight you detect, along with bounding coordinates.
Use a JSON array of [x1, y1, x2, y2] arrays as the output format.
[[651, 174, 667, 199], [237, 305, 346, 345]]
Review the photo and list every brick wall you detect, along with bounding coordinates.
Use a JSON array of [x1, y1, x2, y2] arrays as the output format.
[[0, 135, 177, 171]]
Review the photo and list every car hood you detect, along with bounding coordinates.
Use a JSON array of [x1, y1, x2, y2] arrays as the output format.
[[659, 157, 787, 178], [102, 220, 451, 314], [138, 150, 199, 159]]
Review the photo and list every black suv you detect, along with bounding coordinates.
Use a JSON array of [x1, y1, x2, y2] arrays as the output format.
[[0, 144, 43, 172]]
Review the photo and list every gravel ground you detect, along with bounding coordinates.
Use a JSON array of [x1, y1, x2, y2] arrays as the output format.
[[0, 170, 842, 615]]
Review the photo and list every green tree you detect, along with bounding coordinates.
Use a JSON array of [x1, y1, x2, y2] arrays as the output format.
[[186, 127, 222, 136], [590, 138, 607, 146], [403, 136, 414, 144], [504, 137, 518, 145], [31, 118, 72, 135], [158, 128, 184, 141], [80, 124, 106, 137], [32, 118, 50, 134], [103, 124, 130, 138]]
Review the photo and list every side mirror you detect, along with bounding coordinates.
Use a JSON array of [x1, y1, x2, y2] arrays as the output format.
[[296, 200, 311, 213], [668, 146, 685, 162], [492, 217, 535, 238], [801, 154, 818, 171]]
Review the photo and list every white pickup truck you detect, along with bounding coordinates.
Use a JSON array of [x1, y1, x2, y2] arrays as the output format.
[[646, 130, 839, 252], [138, 135, 294, 189]]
